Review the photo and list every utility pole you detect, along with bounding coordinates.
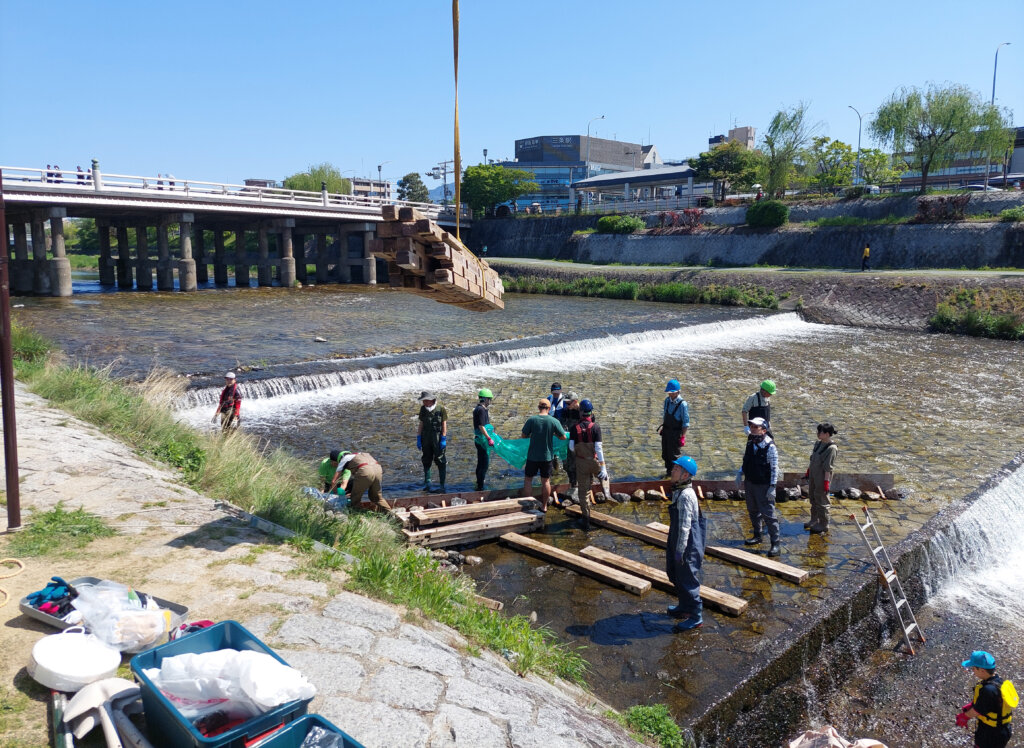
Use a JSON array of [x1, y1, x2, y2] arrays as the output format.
[[427, 160, 455, 207], [0, 171, 21, 531], [848, 105, 863, 185], [984, 42, 1011, 191]]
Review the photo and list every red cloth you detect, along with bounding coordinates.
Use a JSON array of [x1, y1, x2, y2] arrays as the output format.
[[218, 383, 241, 416]]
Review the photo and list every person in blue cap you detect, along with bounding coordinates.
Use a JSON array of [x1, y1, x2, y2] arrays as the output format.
[[657, 379, 690, 477], [666, 455, 704, 631], [957, 650, 1017, 748]]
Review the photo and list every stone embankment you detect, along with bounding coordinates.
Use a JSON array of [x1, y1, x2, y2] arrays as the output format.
[[0, 384, 642, 748], [490, 258, 1024, 332]]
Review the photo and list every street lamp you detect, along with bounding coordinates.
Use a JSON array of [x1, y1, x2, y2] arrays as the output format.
[[585, 114, 605, 209], [984, 42, 1011, 190], [848, 105, 863, 186], [377, 161, 391, 204]]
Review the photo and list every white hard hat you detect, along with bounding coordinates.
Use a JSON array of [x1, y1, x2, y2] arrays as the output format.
[[225, 372, 236, 379]]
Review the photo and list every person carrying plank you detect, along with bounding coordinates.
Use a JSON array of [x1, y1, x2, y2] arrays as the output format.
[[568, 399, 608, 531], [521, 399, 568, 512], [667, 455, 705, 632], [328, 451, 389, 511]]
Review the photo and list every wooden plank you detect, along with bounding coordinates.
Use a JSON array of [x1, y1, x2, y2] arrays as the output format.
[[381, 205, 400, 221], [404, 513, 544, 549], [499, 533, 651, 596], [643, 523, 808, 584], [403, 511, 543, 543], [563, 505, 670, 547], [395, 249, 426, 272], [473, 594, 504, 611], [399, 206, 427, 222], [411, 498, 540, 528], [578, 546, 748, 616]]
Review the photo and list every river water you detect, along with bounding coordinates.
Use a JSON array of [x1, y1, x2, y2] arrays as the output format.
[[15, 281, 1024, 743]]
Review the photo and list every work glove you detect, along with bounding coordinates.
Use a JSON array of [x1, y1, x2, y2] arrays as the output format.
[[440, 436, 447, 450], [955, 711, 970, 728], [735, 469, 744, 485], [766, 487, 776, 502], [823, 480, 831, 493], [744, 426, 751, 435], [679, 434, 686, 447], [802, 470, 810, 480], [416, 435, 422, 450], [599, 469, 608, 481], [487, 438, 494, 447]]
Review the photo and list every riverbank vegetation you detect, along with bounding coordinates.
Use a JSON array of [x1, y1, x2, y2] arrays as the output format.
[[502, 274, 779, 309], [928, 287, 1024, 340], [9, 321, 589, 683], [609, 704, 689, 748]]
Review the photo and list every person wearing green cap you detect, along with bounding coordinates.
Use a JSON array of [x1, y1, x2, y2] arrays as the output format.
[[957, 650, 1016, 747], [742, 379, 776, 438], [473, 389, 495, 491]]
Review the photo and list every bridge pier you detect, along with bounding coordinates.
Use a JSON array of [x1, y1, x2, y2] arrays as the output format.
[[235, 228, 249, 288], [136, 223, 153, 291], [11, 221, 34, 294], [31, 213, 51, 295], [213, 230, 228, 286], [363, 226, 377, 285], [97, 221, 115, 286], [48, 209, 72, 296], [194, 229, 208, 284], [257, 226, 271, 287], [116, 226, 132, 289], [294, 232, 307, 284], [178, 215, 197, 292], [156, 221, 174, 291], [278, 220, 296, 288], [316, 233, 329, 283]]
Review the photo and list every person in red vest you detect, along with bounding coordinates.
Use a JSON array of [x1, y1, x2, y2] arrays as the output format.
[[212, 372, 242, 430]]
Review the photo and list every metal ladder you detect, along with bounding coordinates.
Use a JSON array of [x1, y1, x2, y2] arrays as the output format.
[[851, 506, 926, 654]]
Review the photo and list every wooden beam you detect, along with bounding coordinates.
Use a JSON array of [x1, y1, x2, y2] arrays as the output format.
[[411, 498, 541, 528], [578, 546, 748, 616], [473, 594, 504, 611], [643, 523, 808, 584], [499, 533, 651, 596], [563, 505, 669, 547], [403, 511, 543, 549]]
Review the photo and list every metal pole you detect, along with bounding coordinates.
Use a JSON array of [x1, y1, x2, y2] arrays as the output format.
[[984, 43, 1010, 190], [848, 105, 863, 186], [0, 171, 22, 531], [584, 114, 605, 211]]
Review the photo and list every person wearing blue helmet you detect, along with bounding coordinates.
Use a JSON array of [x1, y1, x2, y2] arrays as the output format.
[[666, 455, 705, 631], [657, 379, 690, 477]]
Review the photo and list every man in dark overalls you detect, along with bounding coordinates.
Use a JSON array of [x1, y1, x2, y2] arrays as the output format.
[[657, 379, 690, 478], [417, 391, 448, 493], [742, 379, 776, 438], [666, 455, 705, 632]]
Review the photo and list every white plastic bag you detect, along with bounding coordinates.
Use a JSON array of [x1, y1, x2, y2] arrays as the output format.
[[72, 580, 179, 652], [143, 650, 316, 722], [789, 726, 887, 748]]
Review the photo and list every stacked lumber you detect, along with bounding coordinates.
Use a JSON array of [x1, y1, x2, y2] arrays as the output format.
[[410, 498, 540, 528], [372, 206, 504, 311], [403, 511, 543, 549]]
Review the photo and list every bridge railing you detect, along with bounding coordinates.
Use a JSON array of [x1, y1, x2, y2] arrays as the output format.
[[0, 165, 467, 220]]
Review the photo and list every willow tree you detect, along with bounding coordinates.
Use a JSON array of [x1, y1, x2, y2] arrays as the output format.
[[283, 163, 352, 195], [869, 84, 1012, 193], [758, 102, 818, 197]]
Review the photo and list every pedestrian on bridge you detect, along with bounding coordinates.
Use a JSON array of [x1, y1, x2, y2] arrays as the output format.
[[417, 391, 448, 494], [212, 371, 242, 430]]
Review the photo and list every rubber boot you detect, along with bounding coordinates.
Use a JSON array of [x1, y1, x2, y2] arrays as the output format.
[[437, 463, 447, 494], [744, 533, 762, 546], [422, 469, 431, 493], [675, 614, 702, 631], [767, 542, 781, 557]]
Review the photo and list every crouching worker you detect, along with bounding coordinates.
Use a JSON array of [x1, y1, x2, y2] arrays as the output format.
[[666, 455, 705, 632], [328, 451, 390, 511], [319, 449, 348, 498], [957, 650, 1016, 748]]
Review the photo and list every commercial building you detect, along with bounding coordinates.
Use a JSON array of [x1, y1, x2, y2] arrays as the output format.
[[708, 126, 756, 150], [897, 125, 1024, 190], [350, 177, 392, 202], [498, 135, 661, 212]]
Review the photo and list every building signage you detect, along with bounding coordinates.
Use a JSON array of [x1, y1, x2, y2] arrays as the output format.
[[515, 135, 581, 163]]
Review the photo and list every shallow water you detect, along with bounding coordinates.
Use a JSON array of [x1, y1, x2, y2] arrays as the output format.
[[15, 283, 1024, 736]]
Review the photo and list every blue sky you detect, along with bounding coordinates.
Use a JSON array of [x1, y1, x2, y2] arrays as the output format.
[[2, 1, 1021, 187]]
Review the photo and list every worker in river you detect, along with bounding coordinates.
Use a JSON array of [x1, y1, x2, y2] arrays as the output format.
[[956, 650, 1016, 748], [521, 399, 568, 512], [738, 417, 781, 557], [547, 382, 567, 471], [568, 399, 608, 530], [801, 423, 838, 534], [319, 449, 347, 498], [742, 379, 776, 438], [473, 388, 495, 491], [211, 371, 241, 430], [417, 391, 448, 494], [328, 450, 389, 510], [667, 455, 705, 632], [560, 391, 582, 489], [657, 379, 689, 477]]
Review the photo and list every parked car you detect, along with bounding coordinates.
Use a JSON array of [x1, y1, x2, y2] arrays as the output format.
[[963, 184, 1004, 191]]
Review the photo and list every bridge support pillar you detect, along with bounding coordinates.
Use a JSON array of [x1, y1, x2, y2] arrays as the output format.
[[280, 226, 295, 287], [363, 229, 376, 285], [97, 221, 115, 286], [315, 233, 328, 283], [194, 228, 208, 284], [11, 222, 34, 294], [234, 229, 249, 288], [257, 226, 272, 287], [213, 230, 228, 286], [337, 230, 352, 284], [178, 218, 197, 292], [31, 213, 51, 295], [116, 226, 133, 289], [293, 232, 306, 284], [48, 210, 72, 296], [156, 223, 174, 291], [136, 224, 153, 291]]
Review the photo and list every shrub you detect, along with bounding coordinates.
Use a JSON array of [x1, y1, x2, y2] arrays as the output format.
[[613, 704, 688, 748], [745, 200, 789, 228], [998, 206, 1024, 222], [913, 194, 970, 223], [843, 186, 867, 199], [928, 286, 1024, 340], [596, 215, 646, 234]]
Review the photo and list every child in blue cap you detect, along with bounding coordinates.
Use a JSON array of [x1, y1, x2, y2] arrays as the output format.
[[957, 650, 1016, 748]]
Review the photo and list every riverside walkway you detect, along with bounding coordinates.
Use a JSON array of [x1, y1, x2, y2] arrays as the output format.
[[0, 383, 642, 748]]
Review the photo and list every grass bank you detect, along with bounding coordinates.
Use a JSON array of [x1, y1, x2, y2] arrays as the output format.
[[502, 274, 779, 309], [9, 321, 588, 683], [928, 287, 1024, 340]]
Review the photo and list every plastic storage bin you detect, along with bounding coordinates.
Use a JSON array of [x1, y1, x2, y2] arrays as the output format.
[[130, 620, 311, 748], [19, 576, 189, 631], [248, 715, 364, 748]]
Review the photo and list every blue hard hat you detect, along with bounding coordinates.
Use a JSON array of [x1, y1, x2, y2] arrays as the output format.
[[579, 399, 593, 413], [665, 379, 681, 393], [962, 651, 996, 669], [673, 455, 698, 476]]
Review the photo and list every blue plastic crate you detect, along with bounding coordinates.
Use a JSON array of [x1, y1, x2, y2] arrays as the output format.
[[130, 620, 311, 748], [248, 715, 364, 748]]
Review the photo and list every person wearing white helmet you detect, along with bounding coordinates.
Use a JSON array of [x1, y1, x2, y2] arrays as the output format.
[[212, 372, 241, 430], [738, 417, 781, 557], [657, 379, 689, 478], [417, 391, 448, 494]]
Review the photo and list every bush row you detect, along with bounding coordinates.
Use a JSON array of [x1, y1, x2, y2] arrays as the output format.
[[596, 215, 646, 234], [745, 200, 789, 228], [501, 275, 778, 308], [928, 287, 1024, 340]]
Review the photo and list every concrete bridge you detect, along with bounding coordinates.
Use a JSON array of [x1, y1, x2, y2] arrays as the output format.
[[1, 163, 467, 296]]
